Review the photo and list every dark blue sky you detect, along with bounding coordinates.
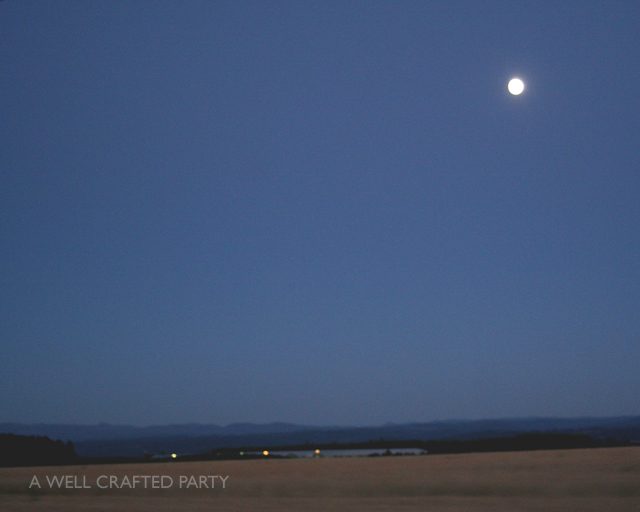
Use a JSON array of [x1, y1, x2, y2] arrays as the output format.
[[2, 1, 639, 426]]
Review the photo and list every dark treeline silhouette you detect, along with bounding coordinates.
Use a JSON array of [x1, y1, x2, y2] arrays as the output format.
[[223, 432, 614, 458], [0, 431, 631, 467], [0, 434, 77, 467], [408, 432, 600, 454]]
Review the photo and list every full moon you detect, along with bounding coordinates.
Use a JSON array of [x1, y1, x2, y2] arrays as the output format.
[[508, 78, 525, 95]]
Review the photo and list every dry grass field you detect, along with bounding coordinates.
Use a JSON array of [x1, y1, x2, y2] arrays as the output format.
[[1, 447, 639, 511]]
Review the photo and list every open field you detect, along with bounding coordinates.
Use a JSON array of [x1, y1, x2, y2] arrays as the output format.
[[1, 447, 639, 511]]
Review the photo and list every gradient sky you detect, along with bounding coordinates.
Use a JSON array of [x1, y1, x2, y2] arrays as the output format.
[[2, 0, 639, 426]]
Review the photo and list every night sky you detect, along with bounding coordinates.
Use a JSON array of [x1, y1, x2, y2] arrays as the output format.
[[2, 1, 639, 426]]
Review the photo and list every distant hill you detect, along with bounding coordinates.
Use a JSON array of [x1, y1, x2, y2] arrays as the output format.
[[0, 434, 77, 467], [2, 416, 639, 457], [0, 421, 323, 442]]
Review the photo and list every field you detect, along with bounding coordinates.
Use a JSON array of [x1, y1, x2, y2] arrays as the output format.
[[1, 447, 639, 511]]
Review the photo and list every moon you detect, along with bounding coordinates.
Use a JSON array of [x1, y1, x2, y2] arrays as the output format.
[[508, 78, 525, 95]]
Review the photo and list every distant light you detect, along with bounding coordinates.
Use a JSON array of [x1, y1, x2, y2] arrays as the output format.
[[239, 451, 245, 456], [262, 450, 269, 457], [171, 453, 177, 459], [314, 449, 321, 455], [507, 77, 525, 95]]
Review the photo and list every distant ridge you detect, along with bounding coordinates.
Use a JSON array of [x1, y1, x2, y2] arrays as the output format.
[[0, 421, 326, 442], [2, 416, 639, 457]]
